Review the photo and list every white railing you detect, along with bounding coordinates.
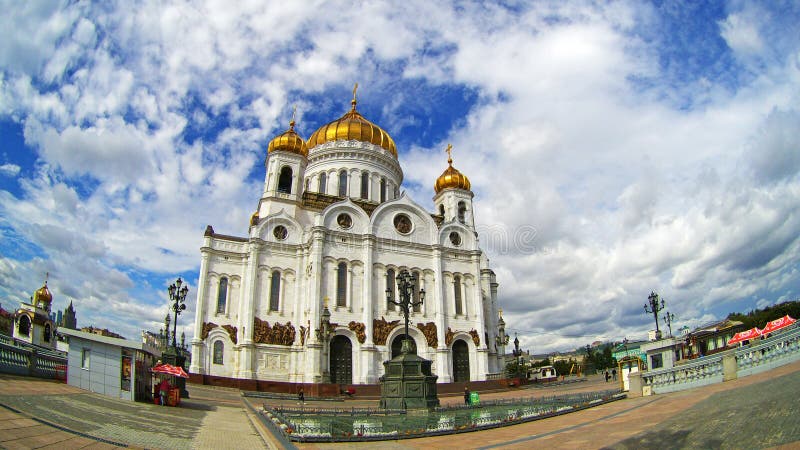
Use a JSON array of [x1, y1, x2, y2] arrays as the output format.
[[641, 324, 800, 394]]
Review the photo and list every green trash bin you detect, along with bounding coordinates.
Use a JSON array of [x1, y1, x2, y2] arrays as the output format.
[[470, 391, 480, 406]]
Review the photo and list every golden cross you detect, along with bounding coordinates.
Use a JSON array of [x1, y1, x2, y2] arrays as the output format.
[[352, 83, 358, 102], [290, 105, 297, 128], [445, 143, 453, 163]]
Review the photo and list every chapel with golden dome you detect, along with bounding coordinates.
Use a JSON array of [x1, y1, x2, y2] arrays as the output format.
[[190, 86, 502, 386], [13, 279, 58, 349]]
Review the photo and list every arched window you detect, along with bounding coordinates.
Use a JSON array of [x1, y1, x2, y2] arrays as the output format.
[[216, 277, 228, 314], [304, 177, 310, 192], [213, 341, 224, 364], [454, 275, 463, 315], [278, 166, 293, 193], [360, 172, 369, 199], [44, 323, 51, 342], [439, 204, 445, 217], [336, 262, 347, 307], [269, 271, 281, 311], [319, 172, 327, 194], [18, 315, 31, 336], [386, 269, 395, 311], [380, 178, 387, 202], [338, 171, 348, 197], [412, 271, 421, 312], [458, 201, 466, 223]]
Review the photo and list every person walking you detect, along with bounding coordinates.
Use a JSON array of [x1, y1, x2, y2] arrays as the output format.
[[612, 368, 617, 381], [605, 370, 610, 382], [464, 386, 471, 406], [159, 379, 170, 406], [298, 388, 305, 405]]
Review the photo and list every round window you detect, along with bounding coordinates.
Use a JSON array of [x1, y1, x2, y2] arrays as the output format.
[[337, 213, 353, 229], [449, 231, 462, 246], [393, 214, 412, 234], [273, 225, 288, 240]]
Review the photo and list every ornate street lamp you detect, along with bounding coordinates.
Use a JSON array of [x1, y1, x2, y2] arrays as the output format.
[[385, 269, 424, 354], [167, 277, 189, 349], [316, 298, 336, 383], [663, 311, 675, 337], [644, 291, 665, 339]]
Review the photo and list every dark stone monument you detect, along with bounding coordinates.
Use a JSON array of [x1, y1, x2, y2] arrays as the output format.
[[379, 270, 439, 409]]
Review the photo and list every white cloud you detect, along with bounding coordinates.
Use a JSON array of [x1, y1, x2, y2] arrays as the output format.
[[0, 163, 20, 177]]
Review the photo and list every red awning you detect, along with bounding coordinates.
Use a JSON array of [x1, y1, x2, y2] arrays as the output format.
[[727, 327, 762, 346], [151, 363, 189, 378], [761, 315, 796, 335]]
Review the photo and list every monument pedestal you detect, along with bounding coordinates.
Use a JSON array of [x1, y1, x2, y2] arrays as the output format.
[[379, 346, 439, 410]]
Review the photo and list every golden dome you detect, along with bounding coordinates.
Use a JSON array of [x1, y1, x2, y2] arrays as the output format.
[[434, 144, 471, 193], [267, 118, 308, 157], [307, 85, 397, 158], [33, 282, 53, 306]]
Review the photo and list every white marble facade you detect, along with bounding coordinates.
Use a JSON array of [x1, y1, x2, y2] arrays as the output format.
[[190, 100, 503, 384]]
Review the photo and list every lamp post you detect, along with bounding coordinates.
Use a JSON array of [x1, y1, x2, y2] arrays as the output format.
[[315, 298, 335, 383], [167, 278, 189, 349], [663, 311, 675, 337], [644, 291, 665, 339], [385, 269, 424, 354]]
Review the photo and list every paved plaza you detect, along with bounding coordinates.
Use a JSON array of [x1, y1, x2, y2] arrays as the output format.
[[2, 361, 799, 449]]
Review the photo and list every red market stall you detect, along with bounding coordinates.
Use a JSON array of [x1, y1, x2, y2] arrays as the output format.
[[761, 315, 796, 335], [727, 327, 762, 346], [151, 364, 189, 406]]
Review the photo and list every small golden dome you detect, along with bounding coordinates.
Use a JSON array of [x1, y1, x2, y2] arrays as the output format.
[[307, 85, 397, 158], [250, 211, 259, 226], [267, 118, 308, 157], [33, 282, 53, 306], [434, 144, 471, 193]]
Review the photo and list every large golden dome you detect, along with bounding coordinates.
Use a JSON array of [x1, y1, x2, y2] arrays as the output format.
[[434, 145, 471, 193], [33, 282, 53, 307], [267, 119, 308, 157], [307, 87, 397, 158]]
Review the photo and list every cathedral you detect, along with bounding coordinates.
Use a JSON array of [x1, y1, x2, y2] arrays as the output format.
[[189, 88, 504, 384]]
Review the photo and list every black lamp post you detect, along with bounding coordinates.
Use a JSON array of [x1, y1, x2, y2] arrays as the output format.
[[663, 311, 675, 337], [386, 269, 424, 354], [644, 291, 665, 339], [168, 278, 189, 349]]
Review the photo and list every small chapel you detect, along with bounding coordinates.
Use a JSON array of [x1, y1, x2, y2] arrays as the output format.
[[189, 87, 505, 384]]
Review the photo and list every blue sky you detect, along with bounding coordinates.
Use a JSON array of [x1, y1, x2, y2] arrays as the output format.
[[1, 0, 798, 353]]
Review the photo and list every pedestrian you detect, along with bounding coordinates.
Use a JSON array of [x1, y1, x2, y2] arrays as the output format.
[[464, 386, 471, 406], [159, 378, 171, 406], [612, 368, 617, 381], [298, 388, 305, 404], [605, 370, 610, 382]]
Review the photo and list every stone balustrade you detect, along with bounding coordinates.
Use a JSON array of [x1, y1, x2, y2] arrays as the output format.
[[0, 341, 67, 380], [640, 324, 800, 395]]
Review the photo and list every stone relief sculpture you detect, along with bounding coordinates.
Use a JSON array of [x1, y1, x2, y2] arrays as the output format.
[[222, 324, 238, 344], [299, 324, 308, 346], [201, 322, 218, 340], [416, 322, 438, 348], [348, 321, 366, 344], [253, 317, 296, 346], [445, 327, 455, 346], [373, 316, 400, 345], [469, 329, 480, 346]]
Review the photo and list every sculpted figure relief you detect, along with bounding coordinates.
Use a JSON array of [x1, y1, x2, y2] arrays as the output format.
[[222, 324, 238, 344], [348, 321, 366, 344], [299, 325, 307, 346], [373, 316, 400, 345], [416, 322, 438, 348], [201, 322, 218, 340], [253, 317, 296, 346], [469, 329, 480, 346], [445, 327, 455, 346]]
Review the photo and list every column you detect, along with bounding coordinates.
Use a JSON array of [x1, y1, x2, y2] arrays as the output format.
[[238, 243, 260, 378], [190, 251, 211, 374], [432, 246, 451, 382], [361, 236, 377, 382]]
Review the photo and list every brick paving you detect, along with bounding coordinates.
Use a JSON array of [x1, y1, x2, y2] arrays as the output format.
[[1, 361, 799, 449]]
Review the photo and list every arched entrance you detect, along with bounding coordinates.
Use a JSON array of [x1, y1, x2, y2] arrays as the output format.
[[452, 339, 470, 382], [390, 334, 417, 359], [330, 335, 353, 385]]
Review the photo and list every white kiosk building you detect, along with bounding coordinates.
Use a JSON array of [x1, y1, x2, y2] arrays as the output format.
[[190, 90, 504, 384]]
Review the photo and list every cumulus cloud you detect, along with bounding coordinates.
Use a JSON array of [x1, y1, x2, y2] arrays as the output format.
[[0, 1, 798, 353]]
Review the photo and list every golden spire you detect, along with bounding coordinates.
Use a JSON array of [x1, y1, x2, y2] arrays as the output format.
[[445, 143, 453, 165], [351, 82, 358, 110], [290, 105, 297, 130]]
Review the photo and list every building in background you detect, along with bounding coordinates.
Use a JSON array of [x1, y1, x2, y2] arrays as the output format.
[[12, 280, 57, 350]]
